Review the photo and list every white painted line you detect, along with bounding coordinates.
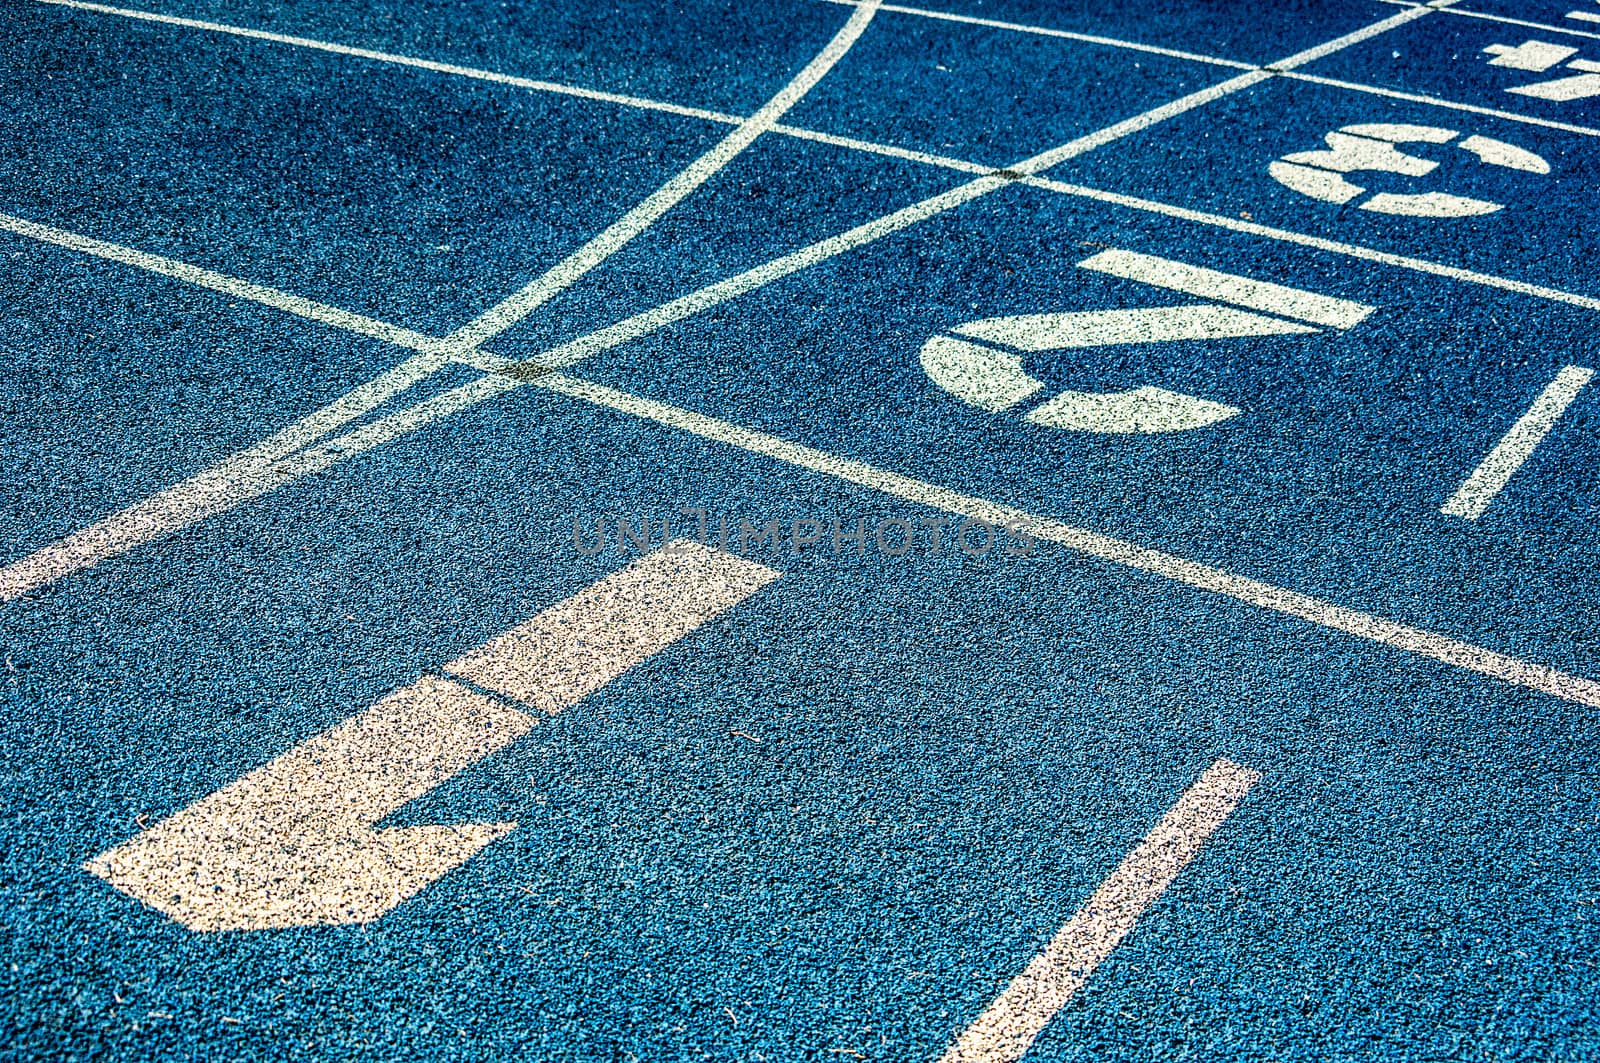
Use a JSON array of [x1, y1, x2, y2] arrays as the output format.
[[938, 759, 1260, 1063], [1024, 177, 1600, 314], [1571, 11, 1600, 25], [35, 0, 743, 126], [1077, 248, 1374, 329], [0, 211, 442, 354], [1014, 70, 1272, 174], [1265, 2, 1441, 71], [0, 350, 456, 601], [531, 371, 1600, 709], [1280, 71, 1600, 140], [85, 542, 779, 931], [505, 176, 1013, 372], [440, 0, 883, 351], [1436, 5, 1600, 43], [815, 0, 1259, 70], [772, 122, 996, 175], [442, 538, 781, 710], [1441, 365, 1594, 520]]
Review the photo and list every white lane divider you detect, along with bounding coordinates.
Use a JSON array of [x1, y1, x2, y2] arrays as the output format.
[[1441, 364, 1594, 520], [919, 250, 1373, 433], [937, 758, 1260, 1063], [85, 541, 780, 931]]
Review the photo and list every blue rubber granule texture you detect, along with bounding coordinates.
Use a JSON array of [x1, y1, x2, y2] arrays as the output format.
[[1, 0, 1597, 1060]]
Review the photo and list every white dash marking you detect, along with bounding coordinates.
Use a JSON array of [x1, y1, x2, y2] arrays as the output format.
[[938, 759, 1260, 1063], [1077, 248, 1374, 329], [85, 542, 779, 931], [1441, 365, 1594, 520]]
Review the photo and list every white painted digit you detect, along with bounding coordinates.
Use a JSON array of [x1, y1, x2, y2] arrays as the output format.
[[1268, 124, 1548, 217], [919, 250, 1373, 434]]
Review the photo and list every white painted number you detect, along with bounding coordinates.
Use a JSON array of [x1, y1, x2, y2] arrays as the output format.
[[1268, 123, 1548, 217], [919, 250, 1372, 433], [86, 542, 781, 931], [1484, 40, 1600, 101]]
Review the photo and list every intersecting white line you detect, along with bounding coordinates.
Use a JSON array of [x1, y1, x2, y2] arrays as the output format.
[[814, 0, 1258, 69], [438, 0, 883, 352], [39, 0, 1597, 161], [0, 1, 1461, 600], [1372, 0, 1600, 43]]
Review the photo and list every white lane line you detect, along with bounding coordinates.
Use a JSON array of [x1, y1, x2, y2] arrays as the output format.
[[1441, 365, 1595, 520], [1572, 11, 1600, 26], [1280, 70, 1600, 139], [86, 541, 779, 931], [1435, 5, 1600, 43], [772, 123, 996, 174], [0, 349, 461, 601], [1265, 2, 1443, 71], [531, 371, 1600, 709], [0, 211, 442, 354], [35, 0, 743, 125], [439, 0, 883, 352], [1025, 177, 1600, 314], [1078, 248, 1374, 328], [814, 0, 1259, 70], [937, 759, 1260, 1063]]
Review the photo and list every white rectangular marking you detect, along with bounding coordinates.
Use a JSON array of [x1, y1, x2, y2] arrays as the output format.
[[1569, 11, 1600, 25], [85, 542, 779, 931], [1441, 365, 1593, 520], [443, 539, 781, 711], [1078, 248, 1374, 329], [938, 759, 1260, 1063]]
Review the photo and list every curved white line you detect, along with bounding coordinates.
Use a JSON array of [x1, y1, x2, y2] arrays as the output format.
[[442, 0, 884, 351]]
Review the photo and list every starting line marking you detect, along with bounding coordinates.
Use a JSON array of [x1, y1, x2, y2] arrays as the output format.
[[1441, 364, 1595, 520], [85, 541, 780, 931], [938, 758, 1260, 1063]]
